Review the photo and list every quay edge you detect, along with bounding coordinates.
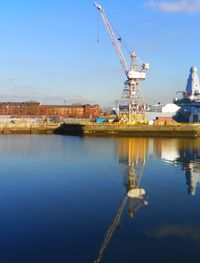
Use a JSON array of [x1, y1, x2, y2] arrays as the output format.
[[56, 123, 200, 138], [0, 121, 199, 138]]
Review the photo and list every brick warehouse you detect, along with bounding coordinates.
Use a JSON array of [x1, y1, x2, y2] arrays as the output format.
[[0, 102, 100, 118]]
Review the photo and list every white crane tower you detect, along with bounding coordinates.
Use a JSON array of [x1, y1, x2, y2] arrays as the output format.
[[94, 3, 149, 122]]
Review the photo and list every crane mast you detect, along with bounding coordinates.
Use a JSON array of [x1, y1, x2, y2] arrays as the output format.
[[94, 2, 149, 122]]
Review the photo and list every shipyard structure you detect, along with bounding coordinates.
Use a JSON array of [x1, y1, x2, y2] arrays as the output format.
[[175, 67, 200, 123], [0, 102, 99, 119]]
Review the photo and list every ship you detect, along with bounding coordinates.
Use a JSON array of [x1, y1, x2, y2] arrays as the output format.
[[174, 67, 200, 123]]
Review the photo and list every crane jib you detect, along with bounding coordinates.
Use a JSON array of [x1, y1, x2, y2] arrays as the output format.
[[94, 2, 129, 76]]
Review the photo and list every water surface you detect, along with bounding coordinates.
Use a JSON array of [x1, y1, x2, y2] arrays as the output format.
[[0, 135, 200, 263]]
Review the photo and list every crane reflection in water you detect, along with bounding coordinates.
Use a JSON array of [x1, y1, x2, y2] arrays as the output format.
[[93, 138, 148, 263]]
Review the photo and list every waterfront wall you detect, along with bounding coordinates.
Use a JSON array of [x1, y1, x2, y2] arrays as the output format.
[[0, 120, 62, 134], [0, 121, 200, 137], [57, 123, 200, 138]]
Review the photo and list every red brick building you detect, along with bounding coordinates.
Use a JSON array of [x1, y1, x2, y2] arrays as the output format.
[[0, 102, 40, 116], [0, 102, 100, 118], [82, 104, 100, 118], [39, 105, 85, 118]]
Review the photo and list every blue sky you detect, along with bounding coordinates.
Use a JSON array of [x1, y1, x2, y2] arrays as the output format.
[[0, 0, 200, 106]]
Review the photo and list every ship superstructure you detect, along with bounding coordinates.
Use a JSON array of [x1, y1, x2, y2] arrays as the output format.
[[175, 67, 200, 123], [185, 67, 200, 101]]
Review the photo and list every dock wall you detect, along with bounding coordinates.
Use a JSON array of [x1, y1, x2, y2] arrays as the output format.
[[0, 121, 200, 138], [0, 121, 62, 134], [56, 123, 200, 138]]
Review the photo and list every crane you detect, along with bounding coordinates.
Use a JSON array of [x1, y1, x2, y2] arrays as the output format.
[[94, 3, 149, 122]]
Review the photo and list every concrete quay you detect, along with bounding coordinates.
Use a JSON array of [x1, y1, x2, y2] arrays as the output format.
[[56, 123, 200, 138], [0, 120, 63, 135], [0, 120, 200, 138]]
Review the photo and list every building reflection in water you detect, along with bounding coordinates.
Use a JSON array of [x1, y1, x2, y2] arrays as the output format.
[[159, 138, 200, 196], [93, 138, 148, 263]]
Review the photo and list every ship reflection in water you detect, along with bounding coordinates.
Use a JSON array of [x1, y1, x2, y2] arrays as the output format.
[[94, 137, 200, 263], [160, 139, 200, 195], [94, 138, 148, 263]]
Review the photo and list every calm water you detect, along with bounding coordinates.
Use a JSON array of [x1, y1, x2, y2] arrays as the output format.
[[0, 135, 200, 263]]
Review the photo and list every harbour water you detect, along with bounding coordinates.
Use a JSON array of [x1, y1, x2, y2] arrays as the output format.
[[0, 135, 200, 263]]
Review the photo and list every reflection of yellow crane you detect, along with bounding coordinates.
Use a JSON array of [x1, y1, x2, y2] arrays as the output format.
[[93, 195, 128, 263], [93, 188, 147, 263], [126, 167, 148, 218], [118, 138, 148, 218], [119, 137, 148, 218], [93, 138, 148, 263]]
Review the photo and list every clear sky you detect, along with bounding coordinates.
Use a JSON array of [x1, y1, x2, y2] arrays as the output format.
[[0, 0, 200, 106]]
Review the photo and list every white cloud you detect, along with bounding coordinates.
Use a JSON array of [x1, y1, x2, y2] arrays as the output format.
[[6, 76, 25, 82], [0, 92, 94, 105], [148, 0, 200, 13]]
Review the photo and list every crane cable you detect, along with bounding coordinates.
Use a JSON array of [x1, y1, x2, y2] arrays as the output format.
[[108, 21, 146, 67], [109, 21, 131, 56], [96, 10, 131, 56], [97, 11, 100, 44]]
